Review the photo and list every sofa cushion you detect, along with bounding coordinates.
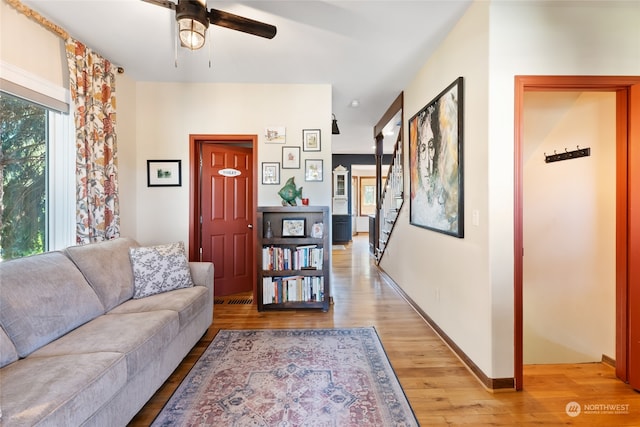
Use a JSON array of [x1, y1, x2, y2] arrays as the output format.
[[0, 252, 104, 358], [109, 285, 209, 329], [65, 237, 140, 311], [129, 241, 194, 299], [0, 325, 18, 368], [0, 352, 126, 427], [29, 310, 179, 378]]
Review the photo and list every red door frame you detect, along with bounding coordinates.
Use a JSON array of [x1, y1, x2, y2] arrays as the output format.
[[189, 134, 259, 301], [514, 76, 640, 390]]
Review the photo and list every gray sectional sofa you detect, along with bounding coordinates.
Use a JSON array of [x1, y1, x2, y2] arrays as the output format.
[[0, 237, 214, 426]]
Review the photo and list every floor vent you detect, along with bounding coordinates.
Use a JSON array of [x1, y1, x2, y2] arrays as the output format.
[[227, 298, 253, 305], [214, 298, 225, 305]]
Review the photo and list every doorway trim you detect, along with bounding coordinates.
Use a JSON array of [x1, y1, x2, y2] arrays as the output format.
[[514, 75, 640, 391], [189, 134, 259, 299]]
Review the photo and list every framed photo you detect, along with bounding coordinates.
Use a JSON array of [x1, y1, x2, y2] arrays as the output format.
[[311, 222, 323, 238], [408, 76, 464, 238], [262, 162, 280, 185], [302, 129, 321, 152], [147, 160, 181, 187], [305, 159, 323, 182], [264, 126, 286, 143], [282, 218, 306, 237], [282, 146, 301, 169]]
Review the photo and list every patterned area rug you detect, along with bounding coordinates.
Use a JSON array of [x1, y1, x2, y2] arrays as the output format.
[[152, 328, 418, 426]]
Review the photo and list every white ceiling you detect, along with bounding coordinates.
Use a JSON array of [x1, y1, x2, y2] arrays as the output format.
[[23, 0, 471, 154]]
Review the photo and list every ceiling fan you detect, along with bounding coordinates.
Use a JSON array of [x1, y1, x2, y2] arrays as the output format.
[[142, 0, 277, 50]]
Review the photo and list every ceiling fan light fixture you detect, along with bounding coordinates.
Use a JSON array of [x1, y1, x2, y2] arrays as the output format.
[[176, 1, 209, 50]]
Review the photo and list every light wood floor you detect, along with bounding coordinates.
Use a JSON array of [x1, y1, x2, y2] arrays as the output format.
[[130, 235, 640, 426]]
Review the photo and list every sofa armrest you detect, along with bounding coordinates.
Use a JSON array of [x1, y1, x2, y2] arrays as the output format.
[[189, 262, 214, 295]]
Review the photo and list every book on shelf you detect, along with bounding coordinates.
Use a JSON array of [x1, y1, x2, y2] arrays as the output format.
[[262, 275, 324, 304], [262, 245, 323, 270]]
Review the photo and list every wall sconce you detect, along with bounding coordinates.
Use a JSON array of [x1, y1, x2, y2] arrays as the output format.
[[332, 114, 340, 135]]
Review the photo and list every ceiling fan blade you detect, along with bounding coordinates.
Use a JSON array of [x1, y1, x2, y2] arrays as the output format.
[[208, 8, 277, 39], [141, 0, 176, 11]]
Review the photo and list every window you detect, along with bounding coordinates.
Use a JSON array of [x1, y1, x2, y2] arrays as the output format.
[[0, 92, 48, 259], [0, 75, 74, 261]]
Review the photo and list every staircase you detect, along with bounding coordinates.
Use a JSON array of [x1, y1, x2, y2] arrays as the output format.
[[375, 133, 404, 263]]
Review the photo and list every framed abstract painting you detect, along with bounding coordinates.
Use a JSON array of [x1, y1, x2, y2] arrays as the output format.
[[408, 77, 464, 238]]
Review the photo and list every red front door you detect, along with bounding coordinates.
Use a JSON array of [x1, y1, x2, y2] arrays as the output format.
[[200, 142, 254, 296]]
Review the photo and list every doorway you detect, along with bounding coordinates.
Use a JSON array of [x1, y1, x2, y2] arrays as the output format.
[[522, 91, 616, 365], [514, 76, 640, 391], [189, 134, 258, 298]]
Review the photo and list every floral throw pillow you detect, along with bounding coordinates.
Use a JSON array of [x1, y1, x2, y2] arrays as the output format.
[[129, 242, 194, 299]]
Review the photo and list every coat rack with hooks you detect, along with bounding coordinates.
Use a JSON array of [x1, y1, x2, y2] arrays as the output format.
[[544, 146, 591, 163]]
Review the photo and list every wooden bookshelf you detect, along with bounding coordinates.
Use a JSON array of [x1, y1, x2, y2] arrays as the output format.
[[256, 206, 330, 311]]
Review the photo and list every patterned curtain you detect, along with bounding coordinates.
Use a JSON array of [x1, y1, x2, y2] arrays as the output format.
[[66, 38, 120, 244]]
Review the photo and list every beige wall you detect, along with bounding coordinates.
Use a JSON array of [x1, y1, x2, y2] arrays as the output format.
[[523, 92, 616, 364], [381, 0, 639, 380], [0, 1, 67, 89], [132, 82, 332, 248], [381, 0, 493, 376]]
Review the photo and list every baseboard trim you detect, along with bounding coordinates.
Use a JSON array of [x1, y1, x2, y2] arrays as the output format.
[[602, 354, 616, 368], [377, 267, 515, 391]]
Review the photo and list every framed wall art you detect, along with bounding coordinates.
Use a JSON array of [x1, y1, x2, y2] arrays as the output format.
[[408, 76, 464, 238], [147, 160, 181, 187], [282, 218, 306, 237], [262, 162, 280, 185], [302, 129, 321, 151], [282, 146, 301, 169], [305, 159, 323, 182], [264, 126, 286, 143]]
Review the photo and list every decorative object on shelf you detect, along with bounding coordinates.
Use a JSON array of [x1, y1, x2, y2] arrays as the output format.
[[282, 146, 301, 169], [311, 221, 323, 238], [264, 126, 286, 143], [302, 129, 321, 152], [147, 160, 182, 187], [409, 76, 464, 238], [262, 162, 280, 185], [282, 218, 306, 237], [278, 177, 302, 206], [545, 146, 591, 163], [305, 159, 323, 182], [264, 221, 273, 239], [301, 198, 309, 206]]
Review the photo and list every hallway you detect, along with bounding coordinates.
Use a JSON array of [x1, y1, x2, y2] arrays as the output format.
[[130, 234, 640, 426]]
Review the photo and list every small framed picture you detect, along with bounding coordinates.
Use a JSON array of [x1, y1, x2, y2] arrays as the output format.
[[147, 160, 181, 187], [303, 129, 321, 152], [264, 126, 286, 144], [282, 146, 301, 169], [262, 162, 280, 185], [311, 222, 323, 238], [282, 218, 306, 237], [305, 159, 323, 182]]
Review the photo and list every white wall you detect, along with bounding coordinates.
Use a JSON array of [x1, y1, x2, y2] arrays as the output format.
[[381, 0, 639, 380], [133, 82, 332, 248], [523, 92, 616, 364]]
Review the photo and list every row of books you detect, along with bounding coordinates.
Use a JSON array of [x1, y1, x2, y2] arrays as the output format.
[[262, 275, 324, 304], [261, 245, 323, 271]]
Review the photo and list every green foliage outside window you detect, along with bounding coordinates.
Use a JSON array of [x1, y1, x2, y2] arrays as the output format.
[[0, 92, 47, 260]]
